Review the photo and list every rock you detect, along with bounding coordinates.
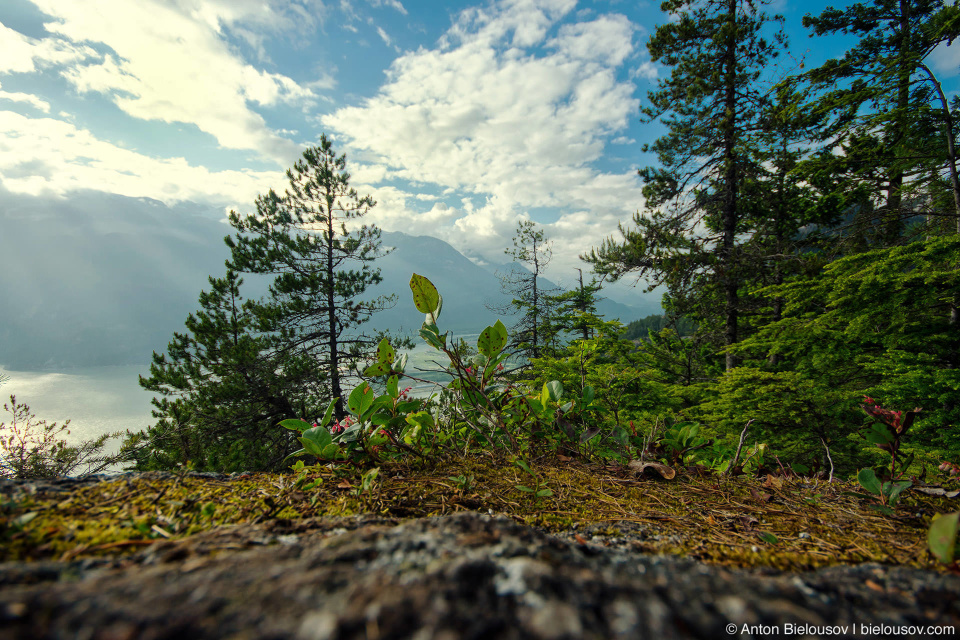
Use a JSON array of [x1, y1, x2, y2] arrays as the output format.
[[0, 511, 958, 639]]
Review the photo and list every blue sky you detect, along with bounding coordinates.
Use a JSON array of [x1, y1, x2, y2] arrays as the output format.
[[1, 0, 958, 299]]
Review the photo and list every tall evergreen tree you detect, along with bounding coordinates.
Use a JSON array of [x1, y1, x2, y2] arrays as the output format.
[[585, 0, 786, 371], [226, 137, 394, 420], [129, 271, 326, 471], [799, 0, 958, 245], [543, 268, 604, 343], [489, 220, 558, 360], [735, 83, 844, 364]]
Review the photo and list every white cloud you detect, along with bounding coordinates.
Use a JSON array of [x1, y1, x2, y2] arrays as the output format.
[[367, 0, 408, 15], [0, 21, 98, 74], [376, 26, 394, 47], [0, 110, 283, 207], [546, 14, 635, 66], [22, 0, 326, 164], [931, 40, 960, 78], [0, 82, 51, 113], [322, 0, 646, 278]]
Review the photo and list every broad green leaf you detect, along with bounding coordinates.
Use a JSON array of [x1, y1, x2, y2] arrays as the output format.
[[536, 488, 553, 498], [866, 423, 895, 444], [419, 324, 444, 350], [928, 512, 960, 563], [406, 411, 435, 430], [279, 418, 313, 433], [348, 383, 375, 416], [515, 459, 533, 475], [301, 426, 333, 448], [582, 385, 595, 405], [376, 337, 395, 364], [477, 320, 508, 358], [410, 273, 440, 314], [364, 361, 391, 376], [493, 319, 508, 343], [545, 380, 563, 403], [758, 532, 778, 545], [885, 480, 912, 504], [387, 375, 399, 398], [857, 468, 883, 496], [393, 353, 408, 374], [300, 437, 325, 457], [321, 443, 340, 460]]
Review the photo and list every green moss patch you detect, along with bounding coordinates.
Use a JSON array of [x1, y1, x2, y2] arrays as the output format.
[[2, 455, 957, 572]]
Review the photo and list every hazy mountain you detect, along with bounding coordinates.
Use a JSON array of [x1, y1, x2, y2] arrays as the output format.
[[468, 257, 659, 331], [1, 188, 659, 370], [1, 188, 234, 370]]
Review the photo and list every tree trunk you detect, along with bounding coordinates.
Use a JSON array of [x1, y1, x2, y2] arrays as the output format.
[[882, 0, 914, 246], [722, 0, 739, 371], [325, 184, 344, 419], [532, 238, 539, 359]]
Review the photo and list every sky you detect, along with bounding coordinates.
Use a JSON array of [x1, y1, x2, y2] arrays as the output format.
[[1, 0, 958, 300]]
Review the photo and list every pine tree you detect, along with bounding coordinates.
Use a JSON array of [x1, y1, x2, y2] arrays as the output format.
[[543, 268, 604, 344], [489, 220, 559, 360], [226, 137, 394, 420], [799, 0, 958, 245], [129, 271, 326, 471], [584, 0, 786, 371]]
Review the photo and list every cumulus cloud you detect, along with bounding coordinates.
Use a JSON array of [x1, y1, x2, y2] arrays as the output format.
[[19, 0, 326, 165], [322, 0, 647, 279], [0, 82, 51, 113], [367, 0, 408, 14], [931, 40, 960, 78], [0, 110, 283, 207], [0, 21, 98, 74]]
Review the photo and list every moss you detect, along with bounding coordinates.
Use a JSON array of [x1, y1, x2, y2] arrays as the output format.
[[1, 454, 958, 572]]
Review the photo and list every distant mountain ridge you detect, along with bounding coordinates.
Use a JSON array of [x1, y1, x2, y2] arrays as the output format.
[[0, 188, 659, 370]]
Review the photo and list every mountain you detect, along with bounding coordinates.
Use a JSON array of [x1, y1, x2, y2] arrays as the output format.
[[468, 257, 659, 328], [1, 188, 234, 370], [0, 189, 659, 370]]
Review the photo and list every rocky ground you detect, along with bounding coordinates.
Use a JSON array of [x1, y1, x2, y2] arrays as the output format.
[[2, 507, 959, 640]]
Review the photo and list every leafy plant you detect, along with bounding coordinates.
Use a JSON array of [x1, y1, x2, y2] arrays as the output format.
[[659, 422, 711, 465], [448, 474, 474, 493], [860, 396, 920, 481], [280, 398, 342, 463], [513, 459, 553, 501], [355, 467, 380, 497], [857, 468, 912, 515], [855, 397, 919, 514]]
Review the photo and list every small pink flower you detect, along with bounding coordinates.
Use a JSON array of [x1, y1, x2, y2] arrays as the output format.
[[497, 364, 504, 371], [465, 367, 473, 375]]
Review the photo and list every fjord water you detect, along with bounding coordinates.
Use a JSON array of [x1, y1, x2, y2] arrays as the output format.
[[0, 364, 156, 468]]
